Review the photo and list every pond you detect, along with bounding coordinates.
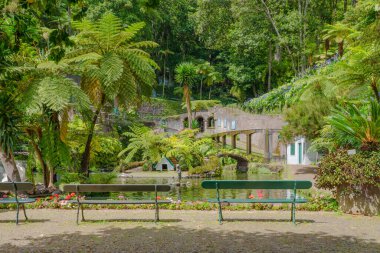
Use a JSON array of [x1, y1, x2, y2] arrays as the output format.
[[34, 167, 291, 201], [110, 167, 286, 201]]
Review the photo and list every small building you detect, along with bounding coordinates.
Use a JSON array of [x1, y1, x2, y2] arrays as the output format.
[[154, 157, 177, 171], [286, 137, 319, 165]]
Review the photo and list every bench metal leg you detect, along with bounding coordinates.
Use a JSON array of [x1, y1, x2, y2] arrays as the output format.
[[155, 204, 159, 222], [291, 203, 296, 224], [76, 204, 80, 225], [16, 204, 20, 225], [22, 204, 28, 221], [81, 204, 85, 221], [218, 201, 223, 224]]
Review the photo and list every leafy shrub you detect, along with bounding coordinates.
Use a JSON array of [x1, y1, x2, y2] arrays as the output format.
[[189, 156, 221, 176], [316, 150, 380, 193], [59, 172, 82, 184], [88, 173, 117, 184]]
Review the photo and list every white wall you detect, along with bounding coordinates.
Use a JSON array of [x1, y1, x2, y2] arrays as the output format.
[[155, 157, 175, 171], [287, 137, 319, 165]]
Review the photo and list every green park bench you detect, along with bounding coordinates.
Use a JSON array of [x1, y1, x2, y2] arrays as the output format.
[[63, 184, 172, 224], [201, 180, 312, 224], [0, 182, 36, 224]]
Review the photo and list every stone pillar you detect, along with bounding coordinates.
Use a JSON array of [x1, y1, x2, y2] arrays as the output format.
[[231, 134, 237, 149], [246, 134, 252, 154], [222, 135, 226, 147], [264, 129, 270, 163], [216, 135, 220, 143]]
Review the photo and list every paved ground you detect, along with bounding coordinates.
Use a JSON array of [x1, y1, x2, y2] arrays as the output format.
[[0, 209, 379, 252]]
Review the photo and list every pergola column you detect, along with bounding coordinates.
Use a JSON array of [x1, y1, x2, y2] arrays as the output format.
[[231, 134, 237, 149], [222, 135, 227, 147], [246, 134, 252, 154], [264, 129, 270, 163]]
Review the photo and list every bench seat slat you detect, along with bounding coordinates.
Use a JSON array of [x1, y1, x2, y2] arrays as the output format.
[[207, 198, 307, 204], [67, 200, 171, 205], [0, 198, 36, 204], [201, 180, 312, 189], [63, 184, 171, 193], [0, 182, 34, 191]]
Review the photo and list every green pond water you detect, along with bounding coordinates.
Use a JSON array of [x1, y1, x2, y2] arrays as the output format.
[[36, 167, 290, 201], [106, 168, 285, 201]]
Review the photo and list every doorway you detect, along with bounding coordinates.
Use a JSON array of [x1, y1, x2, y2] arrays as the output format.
[[162, 164, 168, 171]]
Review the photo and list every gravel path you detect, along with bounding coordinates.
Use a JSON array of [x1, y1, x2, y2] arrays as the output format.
[[0, 209, 379, 252]]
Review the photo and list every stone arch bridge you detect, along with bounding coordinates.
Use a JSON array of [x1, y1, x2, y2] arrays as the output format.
[[164, 106, 287, 161]]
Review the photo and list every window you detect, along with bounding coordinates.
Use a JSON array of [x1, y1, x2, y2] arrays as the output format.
[[231, 120, 236, 130], [290, 143, 296, 156], [217, 119, 221, 127], [224, 119, 227, 129]]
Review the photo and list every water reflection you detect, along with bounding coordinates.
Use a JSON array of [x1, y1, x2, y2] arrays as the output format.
[[113, 168, 284, 201]]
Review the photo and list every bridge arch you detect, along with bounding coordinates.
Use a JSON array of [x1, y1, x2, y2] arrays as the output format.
[[217, 153, 249, 172]]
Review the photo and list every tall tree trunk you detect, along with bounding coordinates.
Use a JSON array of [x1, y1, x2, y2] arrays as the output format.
[[200, 79, 203, 99], [268, 43, 272, 91], [260, 0, 297, 73], [80, 95, 106, 178], [26, 129, 49, 187], [183, 84, 192, 129], [338, 41, 344, 57], [162, 58, 166, 97], [209, 86, 212, 99], [0, 148, 21, 182], [67, 2, 72, 35], [325, 39, 330, 55], [31, 140, 49, 187], [344, 0, 348, 12]]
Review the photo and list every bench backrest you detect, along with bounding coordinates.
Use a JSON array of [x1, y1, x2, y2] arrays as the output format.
[[0, 182, 34, 192], [63, 184, 171, 193], [201, 180, 312, 190]]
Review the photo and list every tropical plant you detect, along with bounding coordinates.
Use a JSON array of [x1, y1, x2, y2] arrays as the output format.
[[66, 12, 158, 176], [175, 62, 197, 128], [327, 100, 380, 151], [118, 126, 165, 167], [165, 129, 214, 169]]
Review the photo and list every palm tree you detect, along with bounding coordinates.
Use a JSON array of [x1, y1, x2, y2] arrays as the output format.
[[196, 62, 213, 99], [328, 100, 380, 151], [158, 49, 174, 98], [205, 70, 223, 99], [175, 62, 197, 128], [5, 50, 91, 187], [66, 13, 158, 176], [323, 23, 355, 57]]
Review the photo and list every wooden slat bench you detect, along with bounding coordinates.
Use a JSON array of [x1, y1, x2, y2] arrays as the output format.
[[63, 184, 172, 224], [0, 182, 36, 224], [201, 180, 312, 224]]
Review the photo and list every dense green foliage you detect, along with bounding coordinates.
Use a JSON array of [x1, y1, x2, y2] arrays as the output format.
[[0, 0, 378, 197], [119, 128, 216, 170]]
